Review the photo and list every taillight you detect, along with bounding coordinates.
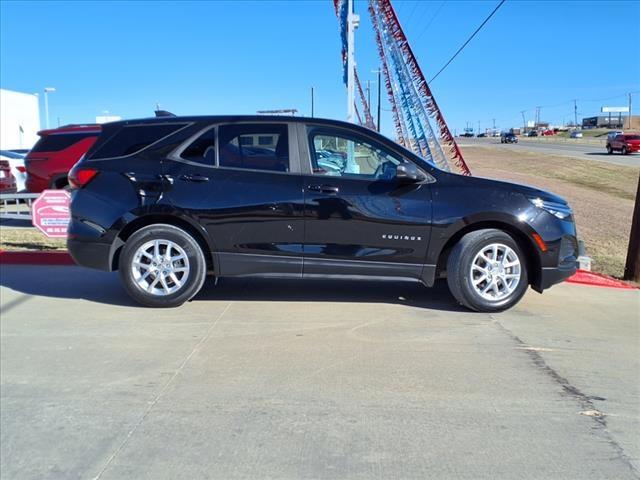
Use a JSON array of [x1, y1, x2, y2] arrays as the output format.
[[68, 167, 99, 189], [16, 166, 26, 173]]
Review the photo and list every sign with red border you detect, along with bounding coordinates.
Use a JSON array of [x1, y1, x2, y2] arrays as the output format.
[[31, 189, 71, 238]]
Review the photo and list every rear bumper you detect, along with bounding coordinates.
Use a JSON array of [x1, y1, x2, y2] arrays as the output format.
[[67, 237, 115, 271]]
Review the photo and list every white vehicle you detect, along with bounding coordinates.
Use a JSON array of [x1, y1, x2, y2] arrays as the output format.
[[569, 131, 583, 139], [0, 150, 27, 192], [607, 130, 623, 141]]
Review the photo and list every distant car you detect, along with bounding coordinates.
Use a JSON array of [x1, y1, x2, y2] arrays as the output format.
[[0, 150, 27, 192], [501, 133, 518, 144], [607, 131, 624, 141], [460, 132, 474, 138], [477, 133, 486, 138], [606, 134, 640, 155], [0, 159, 17, 194], [492, 131, 501, 137], [542, 130, 555, 136], [569, 131, 583, 139], [25, 124, 101, 192], [527, 131, 538, 137]]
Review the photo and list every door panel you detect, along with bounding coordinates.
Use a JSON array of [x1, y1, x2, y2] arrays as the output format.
[[302, 127, 432, 278], [163, 123, 305, 277]]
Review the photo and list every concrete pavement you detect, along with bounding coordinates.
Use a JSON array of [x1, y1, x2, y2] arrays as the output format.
[[460, 137, 640, 167], [1, 265, 639, 479]]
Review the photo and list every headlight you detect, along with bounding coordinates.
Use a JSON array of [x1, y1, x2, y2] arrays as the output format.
[[529, 197, 572, 219]]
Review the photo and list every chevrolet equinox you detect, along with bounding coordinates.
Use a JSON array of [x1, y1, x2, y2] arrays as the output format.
[[67, 116, 578, 311]]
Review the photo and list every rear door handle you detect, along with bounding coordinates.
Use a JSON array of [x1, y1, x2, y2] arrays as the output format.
[[308, 184, 339, 194], [179, 174, 209, 183]]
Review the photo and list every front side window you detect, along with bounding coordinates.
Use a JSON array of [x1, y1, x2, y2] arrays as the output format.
[[218, 124, 289, 172], [310, 131, 404, 180]]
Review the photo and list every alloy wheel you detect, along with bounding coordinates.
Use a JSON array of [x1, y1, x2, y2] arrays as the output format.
[[131, 239, 190, 296], [469, 243, 521, 301]]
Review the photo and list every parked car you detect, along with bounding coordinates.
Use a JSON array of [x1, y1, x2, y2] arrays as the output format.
[[542, 130, 555, 136], [569, 131, 583, 139], [0, 159, 17, 194], [606, 134, 640, 155], [68, 116, 578, 312], [527, 131, 538, 137], [0, 150, 27, 191], [25, 124, 101, 192], [477, 133, 486, 138], [500, 133, 518, 144]]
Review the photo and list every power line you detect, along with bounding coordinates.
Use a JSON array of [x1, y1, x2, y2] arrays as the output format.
[[428, 0, 506, 84], [403, 1, 422, 32], [414, 0, 447, 43]]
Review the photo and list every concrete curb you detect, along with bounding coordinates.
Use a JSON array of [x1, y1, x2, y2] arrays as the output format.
[[0, 251, 636, 290]]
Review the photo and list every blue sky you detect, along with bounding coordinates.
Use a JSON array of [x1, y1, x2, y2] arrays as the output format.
[[1, 0, 639, 137]]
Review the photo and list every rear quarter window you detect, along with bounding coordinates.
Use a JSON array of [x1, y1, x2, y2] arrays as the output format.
[[31, 133, 97, 153], [92, 124, 187, 159]]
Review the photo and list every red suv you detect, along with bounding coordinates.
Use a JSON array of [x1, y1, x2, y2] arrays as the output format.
[[606, 134, 640, 155], [25, 124, 101, 192]]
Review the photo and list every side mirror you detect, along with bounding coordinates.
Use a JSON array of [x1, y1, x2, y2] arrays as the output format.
[[396, 163, 426, 183]]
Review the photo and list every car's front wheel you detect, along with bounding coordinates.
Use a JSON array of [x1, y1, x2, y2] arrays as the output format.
[[446, 229, 528, 312], [119, 224, 207, 307], [606, 144, 613, 154], [622, 146, 628, 155]]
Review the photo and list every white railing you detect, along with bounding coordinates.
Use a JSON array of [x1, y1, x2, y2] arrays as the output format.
[[0, 193, 39, 220]]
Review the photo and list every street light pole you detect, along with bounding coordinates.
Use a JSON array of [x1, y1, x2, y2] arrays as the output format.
[[371, 69, 382, 132], [44, 87, 56, 129]]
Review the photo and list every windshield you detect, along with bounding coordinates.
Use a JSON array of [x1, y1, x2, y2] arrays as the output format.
[[0, 150, 25, 159]]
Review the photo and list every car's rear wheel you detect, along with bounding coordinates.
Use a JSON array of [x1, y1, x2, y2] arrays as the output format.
[[606, 144, 613, 154], [446, 229, 528, 312], [119, 224, 207, 308]]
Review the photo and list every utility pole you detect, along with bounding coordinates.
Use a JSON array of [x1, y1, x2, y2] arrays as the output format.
[[366, 80, 371, 110], [346, 0, 359, 124], [376, 69, 381, 131], [478, 120, 481, 135], [624, 173, 640, 282], [311, 87, 314, 118], [629, 93, 633, 130], [520, 110, 526, 131], [573, 99, 578, 128], [535, 106, 541, 127]]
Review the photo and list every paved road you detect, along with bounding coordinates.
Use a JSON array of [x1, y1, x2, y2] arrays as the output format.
[[1, 266, 639, 480], [460, 137, 640, 167]]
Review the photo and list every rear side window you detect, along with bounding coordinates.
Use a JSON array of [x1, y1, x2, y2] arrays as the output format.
[[180, 128, 216, 165], [92, 124, 186, 159], [218, 124, 289, 172], [31, 133, 97, 153]]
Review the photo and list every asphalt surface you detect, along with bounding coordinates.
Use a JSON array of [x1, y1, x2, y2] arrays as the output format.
[[1, 265, 638, 479], [459, 137, 640, 167]]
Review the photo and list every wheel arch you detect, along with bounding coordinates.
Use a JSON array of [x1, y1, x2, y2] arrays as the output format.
[[435, 220, 541, 287], [111, 213, 215, 273]]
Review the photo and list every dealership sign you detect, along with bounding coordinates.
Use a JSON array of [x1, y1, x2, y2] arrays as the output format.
[[32, 189, 71, 238], [601, 106, 629, 113]]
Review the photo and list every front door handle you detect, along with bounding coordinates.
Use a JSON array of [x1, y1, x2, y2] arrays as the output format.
[[308, 184, 339, 194], [179, 174, 209, 183]]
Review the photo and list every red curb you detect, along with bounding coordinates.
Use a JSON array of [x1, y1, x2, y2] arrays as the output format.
[[0, 250, 75, 266], [566, 269, 636, 290]]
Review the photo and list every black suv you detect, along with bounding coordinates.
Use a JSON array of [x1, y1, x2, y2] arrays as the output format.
[[500, 132, 518, 144], [67, 116, 578, 311]]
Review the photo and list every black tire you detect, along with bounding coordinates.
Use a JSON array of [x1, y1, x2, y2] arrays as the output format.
[[446, 229, 529, 312], [119, 224, 207, 308], [622, 146, 628, 155], [606, 144, 613, 155]]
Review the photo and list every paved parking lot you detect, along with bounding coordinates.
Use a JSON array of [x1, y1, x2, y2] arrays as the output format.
[[1, 265, 639, 479]]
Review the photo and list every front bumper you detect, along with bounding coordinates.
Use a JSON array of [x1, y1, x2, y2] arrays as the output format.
[[535, 262, 577, 292]]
